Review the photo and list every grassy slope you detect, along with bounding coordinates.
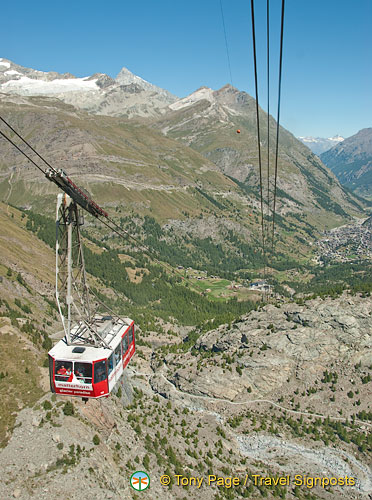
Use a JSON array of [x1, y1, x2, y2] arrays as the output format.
[[0, 204, 59, 446], [0, 321, 44, 447]]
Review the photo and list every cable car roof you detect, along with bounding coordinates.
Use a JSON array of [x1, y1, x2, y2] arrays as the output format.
[[49, 315, 133, 362]]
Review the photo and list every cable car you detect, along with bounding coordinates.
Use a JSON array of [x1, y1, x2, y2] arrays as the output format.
[[48, 316, 135, 398]]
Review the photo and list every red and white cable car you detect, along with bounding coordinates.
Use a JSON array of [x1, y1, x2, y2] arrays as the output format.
[[48, 193, 136, 399], [49, 316, 135, 398]]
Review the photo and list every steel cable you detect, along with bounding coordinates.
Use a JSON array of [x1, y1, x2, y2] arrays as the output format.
[[250, 0, 267, 280], [271, 0, 285, 253]]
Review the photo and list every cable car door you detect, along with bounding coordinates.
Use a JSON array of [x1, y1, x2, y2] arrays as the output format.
[[93, 359, 109, 397]]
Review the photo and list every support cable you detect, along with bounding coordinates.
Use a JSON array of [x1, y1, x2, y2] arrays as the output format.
[[266, 0, 271, 224], [271, 0, 285, 252], [250, 0, 266, 278], [0, 129, 46, 175], [0, 116, 57, 174], [219, 0, 234, 87]]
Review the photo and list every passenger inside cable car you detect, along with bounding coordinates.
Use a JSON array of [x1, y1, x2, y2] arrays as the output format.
[[55, 361, 73, 381], [55, 360, 92, 385]]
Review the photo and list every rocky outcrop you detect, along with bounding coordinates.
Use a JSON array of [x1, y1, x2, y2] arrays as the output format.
[[159, 295, 372, 403]]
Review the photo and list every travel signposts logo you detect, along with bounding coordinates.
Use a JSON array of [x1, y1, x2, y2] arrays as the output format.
[[130, 471, 150, 491]]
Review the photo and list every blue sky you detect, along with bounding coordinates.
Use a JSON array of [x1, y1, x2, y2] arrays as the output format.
[[2, 0, 371, 138]]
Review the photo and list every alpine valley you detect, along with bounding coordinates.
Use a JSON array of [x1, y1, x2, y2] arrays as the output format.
[[0, 59, 371, 500]]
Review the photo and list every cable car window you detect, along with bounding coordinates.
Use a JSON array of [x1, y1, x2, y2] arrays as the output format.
[[94, 360, 107, 384], [55, 360, 73, 381], [114, 343, 122, 365], [122, 333, 128, 354], [108, 353, 114, 374], [129, 325, 134, 344], [74, 362, 92, 384]]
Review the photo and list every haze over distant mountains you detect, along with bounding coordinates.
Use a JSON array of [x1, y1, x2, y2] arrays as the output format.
[[297, 135, 344, 156]]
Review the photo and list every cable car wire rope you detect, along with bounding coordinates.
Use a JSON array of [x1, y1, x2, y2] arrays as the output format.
[[219, 0, 234, 87], [250, 0, 267, 280], [271, 0, 285, 253], [0, 116, 57, 174], [266, 0, 270, 226]]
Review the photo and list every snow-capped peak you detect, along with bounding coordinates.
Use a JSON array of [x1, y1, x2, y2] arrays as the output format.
[[0, 58, 11, 69], [0, 58, 177, 118], [297, 135, 345, 155], [115, 66, 175, 99], [329, 135, 344, 142], [116, 66, 151, 87]]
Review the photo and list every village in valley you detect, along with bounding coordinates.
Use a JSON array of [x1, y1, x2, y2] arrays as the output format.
[[315, 216, 372, 264]]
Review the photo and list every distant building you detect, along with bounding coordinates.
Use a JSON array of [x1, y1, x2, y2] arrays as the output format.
[[249, 280, 272, 292]]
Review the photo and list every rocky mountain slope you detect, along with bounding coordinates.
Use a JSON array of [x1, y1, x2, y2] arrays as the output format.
[[151, 85, 364, 224], [0, 58, 177, 118], [320, 128, 372, 199], [0, 211, 371, 499], [298, 136, 344, 156]]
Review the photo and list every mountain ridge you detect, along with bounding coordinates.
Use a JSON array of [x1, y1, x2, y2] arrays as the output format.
[[320, 128, 372, 199], [0, 58, 177, 118]]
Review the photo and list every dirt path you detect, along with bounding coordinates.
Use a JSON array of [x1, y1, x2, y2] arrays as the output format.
[[154, 371, 372, 429]]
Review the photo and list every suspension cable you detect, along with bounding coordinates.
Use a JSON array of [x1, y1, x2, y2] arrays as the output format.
[[250, 0, 266, 278], [0, 128, 46, 175], [271, 0, 285, 252], [266, 0, 270, 225], [0, 116, 57, 174], [219, 0, 234, 87]]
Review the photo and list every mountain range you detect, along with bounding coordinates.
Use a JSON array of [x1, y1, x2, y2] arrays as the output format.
[[0, 57, 177, 118], [297, 135, 344, 156], [0, 58, 368, 273]]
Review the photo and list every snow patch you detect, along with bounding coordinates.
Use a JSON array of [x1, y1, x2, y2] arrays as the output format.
[[1, 76, 99, 95], [328, 135, 344, 142], [4, 70, 22, 76], [0, 61, 11, 69], [298, 135, 344, 144]]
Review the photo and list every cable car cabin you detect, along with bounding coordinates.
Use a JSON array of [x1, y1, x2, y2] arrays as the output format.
[[48, 316, 135, 399]]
